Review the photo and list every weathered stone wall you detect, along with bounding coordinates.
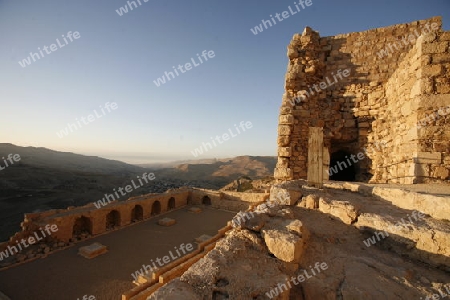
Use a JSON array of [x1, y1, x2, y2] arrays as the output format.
[[373, 35, 424, 183], [188, 188, 267, 211], [0, 187, 266, 255], [275, 16, 449, 184], [415, 28, 450, 183], [373, 22, 450, 183], [0, 189, 190, 249]]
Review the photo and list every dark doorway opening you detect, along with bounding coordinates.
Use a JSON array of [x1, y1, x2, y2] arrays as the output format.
[[131, 205, 143, 222], [106, 210, 121, 229], [329, 150, 356, 181], [73, 216, 92, 236], [202, 196, 212, 205], [168, 197, 175, 210], [151, 201, 161, 215]]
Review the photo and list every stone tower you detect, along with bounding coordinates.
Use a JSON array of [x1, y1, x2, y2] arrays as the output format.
[[274, 17, 450, 184]]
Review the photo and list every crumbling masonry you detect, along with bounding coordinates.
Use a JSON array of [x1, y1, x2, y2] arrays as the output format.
[[274, 16, 450, 184]]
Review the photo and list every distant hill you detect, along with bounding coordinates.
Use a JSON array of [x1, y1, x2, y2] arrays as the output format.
[[138, 158, 224, 169], [0, 144, 174, 241], [151, 156, 276, 189], [0, 144, 276, 241], [0, 143, 144, 175]]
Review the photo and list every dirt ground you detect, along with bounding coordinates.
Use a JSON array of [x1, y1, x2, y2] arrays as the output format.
[[0, 205, 235, 300]]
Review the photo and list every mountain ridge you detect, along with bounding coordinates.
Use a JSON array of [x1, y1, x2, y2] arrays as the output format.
[[0, 144, 275, 241]]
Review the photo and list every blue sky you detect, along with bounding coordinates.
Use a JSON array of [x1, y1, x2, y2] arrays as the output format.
[[0, 0, 449, 163]]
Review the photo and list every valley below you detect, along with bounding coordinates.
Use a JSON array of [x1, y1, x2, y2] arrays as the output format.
[[0, 143, 275, 241]]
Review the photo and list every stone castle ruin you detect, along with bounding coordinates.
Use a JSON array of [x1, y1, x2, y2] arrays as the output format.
[[1, 17, 450, 300], [274, 16, 450, 185]]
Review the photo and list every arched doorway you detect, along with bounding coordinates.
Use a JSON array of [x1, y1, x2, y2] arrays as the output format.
[[202, 196, 212, 205], [151, 201, 161, 215], [106, 210, 121, 229], [168, 197, 175, 210], [131, 205, 143, 222], [73, 216, 92, 236], [329, 150, 356, 181]]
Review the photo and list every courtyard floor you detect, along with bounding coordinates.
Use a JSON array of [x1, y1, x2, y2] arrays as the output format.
[[0, 205, 235, 300]]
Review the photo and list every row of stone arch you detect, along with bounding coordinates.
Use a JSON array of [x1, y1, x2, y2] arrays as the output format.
[[72, 197, 177, 236]]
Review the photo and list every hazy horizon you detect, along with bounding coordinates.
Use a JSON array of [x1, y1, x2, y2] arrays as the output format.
[[1, 142, 275, 165], [1, 0, 449, 160]]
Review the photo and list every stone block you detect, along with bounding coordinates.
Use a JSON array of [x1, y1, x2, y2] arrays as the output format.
[[431, 53, 450, 64], [158, 218, 176, 227], [261, 229, 305, 263], [232, 211, 266, 231], [78, 242, 108, 259], [188, 207, 202, 213], [274, 168, 293, 179], [419, 94, 450, 108], [277, 157, 289, 167], [287, 47, 298, 59], [318, 198, 360, 225], [278, 147, 291, 157], [436, 83, 450, 94], [433, 141, 449, 152], [270, 183, 302, 206], [297, 194, 319, 209], [413, 152, 442, 164], [422, 65, 443, 77], [279, 115, 294, 125], [286, 220, 303, 236], [433, 166, 449, 180], [278, 136, 290, 147], [368, 90, 384, 103], [195, 234, 212, 244], [441, 32, 450, 41], [422, 42, 448, 54], [278, 125, 292, 136]]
